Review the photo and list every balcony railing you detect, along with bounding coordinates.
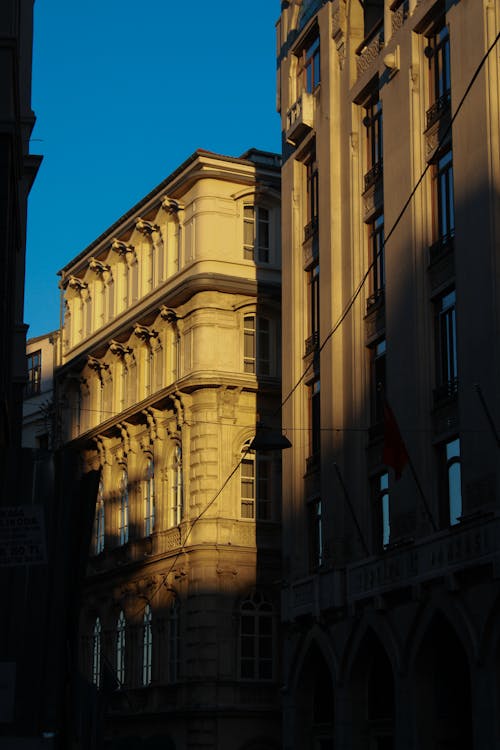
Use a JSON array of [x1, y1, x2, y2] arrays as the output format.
[[429, 231, 454, 264], [305, 330, 320, 357], [426, 90, 451, 130], [364, 159, 383, 192], [366, 287, 385, 314], [304, 216, 319, 242], [433, 377, 458, 405], [285, 91, 315, 145]]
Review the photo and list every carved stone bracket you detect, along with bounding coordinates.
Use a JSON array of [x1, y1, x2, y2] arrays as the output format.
[[109, 340, 133, 363], [160, 305, 178, 325], [160, 197, 183, 214], [136, 218, 160, 236], [133, 324, 158, 345], [95, 434, 112, 466], [142, 407, 159, 442], [332, 0, 346, 69], [116, 422, 132, 459], [88, 258, 110, 276], [87, 356, 109, 383], [111, 238, 136, 260], [66, 275, 88, 293]]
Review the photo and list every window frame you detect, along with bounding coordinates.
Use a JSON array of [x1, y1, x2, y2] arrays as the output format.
[[308, 496, 324, 569], [93, 478, 105, 555], [92, 617, 102, 688], [434, 288, 457, 401], [118, 468, 129, 546], [116, 610, 126, 687], [440, 437, 462, 526], [297, 34, 320, 94], [170, 444, 183, 527], [243, 314, 273, 376], [144, 458, 155, 536], [239, 591, 274, 681], [142, 604, 153, 686], [26, 350, 42, 397], [240, 442, 277, 522], [243, 204, 271, 264]]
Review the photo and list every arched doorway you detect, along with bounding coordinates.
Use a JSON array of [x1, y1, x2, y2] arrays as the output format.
[[348, 630, 395, 750], [414, 614, 472, 749], [294, 642, 335, 749]]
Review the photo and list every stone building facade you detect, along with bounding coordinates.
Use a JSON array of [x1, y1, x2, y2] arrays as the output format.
[[56, 148, 283, 750], [277, 0, 500, 748]]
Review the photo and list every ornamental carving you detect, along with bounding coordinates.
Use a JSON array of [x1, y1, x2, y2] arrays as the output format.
[[133, 324, 158, 343], [136, 218, 160, 236], [87, 356, 109, 382], [88, 258, 110, 275], [160, 196, 182, 214], [110, 238, 135, 257], [217, 386, 241, 420]]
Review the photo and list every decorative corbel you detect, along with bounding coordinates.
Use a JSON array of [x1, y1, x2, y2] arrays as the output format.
[[133, 324, 158, 344], [116, 422, 132, 459], [88, 258, 110, 275], [160, 197, 182, 215], [142, 407, 159, 442], [95, 434, 112, 466], [160, 305, 178, 325], [87, 356, 109, 383], [109, 340, 133, 362], [67, 275, 88, 293], [111, 238, 136, 259], [136, 218, 160, 236]]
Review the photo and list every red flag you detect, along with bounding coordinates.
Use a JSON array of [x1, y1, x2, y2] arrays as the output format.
[[382, 400, 409, 480]]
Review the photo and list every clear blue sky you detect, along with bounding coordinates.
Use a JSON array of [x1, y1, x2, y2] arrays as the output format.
[[25, 0, 282, 339]]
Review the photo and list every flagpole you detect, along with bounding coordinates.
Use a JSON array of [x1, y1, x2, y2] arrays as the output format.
[[333, 462, 370, 556], [404, 455, 438, 533]]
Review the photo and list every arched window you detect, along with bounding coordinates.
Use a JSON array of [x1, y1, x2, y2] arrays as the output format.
[[168, 599, 180, 683], [241, 442, 275, 521], [240, 592, 273, 680], [142, 604, 153, 686], [116, 610, 126, 687], [118, 469, 129, 545], [144, 458, 155, 536], [93, 478, 105, 555], [170, 444, 183, 527], [92, 617, 101, 688]]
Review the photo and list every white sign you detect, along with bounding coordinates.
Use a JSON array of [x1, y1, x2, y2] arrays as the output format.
[[0, 506, 47, 566]]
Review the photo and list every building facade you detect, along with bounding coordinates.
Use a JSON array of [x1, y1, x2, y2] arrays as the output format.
[[56, 149, 283, 750], [22, 330, 57, 450], [277, 0, 500, 748]]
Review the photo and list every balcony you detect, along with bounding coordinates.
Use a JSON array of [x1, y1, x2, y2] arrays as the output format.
[[303, 217, 319, 269], [285, 92, 315, 146], [391, 0, 409, 33], [433, 377, 458, 406], [426, 90, 451, 130], [429, 231, 454, 265], [364, 160, 383, 193], [356, 20, 384, 78]]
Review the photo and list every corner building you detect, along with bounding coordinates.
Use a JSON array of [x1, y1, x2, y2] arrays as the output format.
[[277, 0, 500, 748], [56, 149, 282, 750]]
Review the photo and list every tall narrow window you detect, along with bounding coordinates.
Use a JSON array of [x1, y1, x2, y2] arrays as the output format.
[[168, 599, 180, 683], [298, 35, 320, 93], [240, 443, 275, 521], [371, 338, 386, 426], [144, 459, 155, 536], [434, 148, 455, 245], [116, 610, 126, 687], [93, 479, 105, 555], [373, 472, 390, 549], [368, 214, 385, 300], [435, 289, 457, 402], [240, 592, 273, 681], [243, 315, 271, 376], [118, 469, 129, 545], [363, 94, 383, 192], [442, 437, 462, 526], [26, 350, 42, 397], [306, 262, 320, 355], [426, 23, 451, 128], [305, 153, 319, 234], [308, 376, 321, 465], [92, 617, 101, 688], [142, 604, 153, 686], [308, 497, 324, 569], [170, 444, 183, 527], [243, 205, 270, 263]]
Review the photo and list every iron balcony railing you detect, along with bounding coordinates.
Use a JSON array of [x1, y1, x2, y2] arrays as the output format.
[[305, 330, 320, 357], [364, 159, 383, 192], [433, 377, 459, 405], [304, 216, 319, 242], [366, 287, 385, 314], [426, 90, 451, 130]]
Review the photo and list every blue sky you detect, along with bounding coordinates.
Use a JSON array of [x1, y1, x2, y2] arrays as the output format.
[[26, 0, 282, 338]]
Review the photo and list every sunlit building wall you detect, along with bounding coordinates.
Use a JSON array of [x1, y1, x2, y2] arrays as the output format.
[[56, 149, 283, 750], [277, 0, 500, 747]]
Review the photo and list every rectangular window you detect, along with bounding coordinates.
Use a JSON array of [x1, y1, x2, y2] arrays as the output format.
[[308, 376, 321, 463], [368, 214, 385, 302], [244, 315, 271, 376], [298, 36, 320, 93], [440, 437, 462, 526], [26, 350, 42, 397], [118, 470, 129, 545], [306, 153, 319, 229], [240, 447, 276, 521], [434, 148, 455, 244], [373, 472, 390, 550], [434, 288, 457, 402], [309, 497, 324, 569], [427, 24, 451, 116], [371, 338, 386, 426], [364, 95, 383, 191], [243, 205, 271, 263], [306, 263, 320, 355]]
